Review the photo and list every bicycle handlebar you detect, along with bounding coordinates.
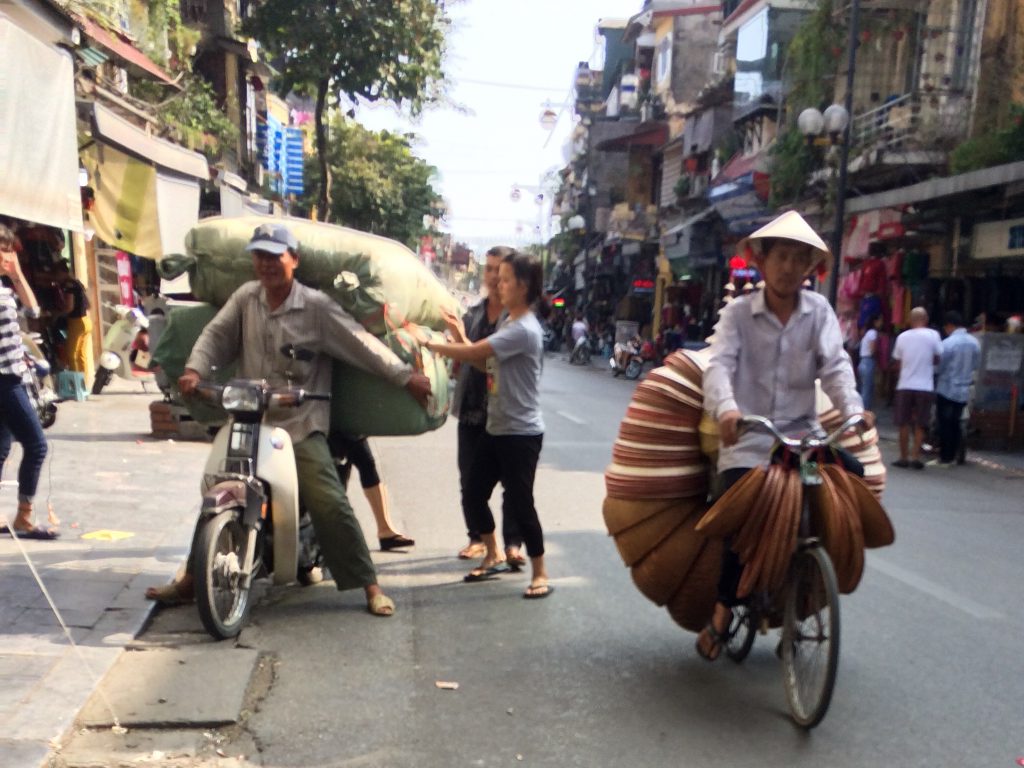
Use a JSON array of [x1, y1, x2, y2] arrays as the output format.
[[738, 413, 866, 451]]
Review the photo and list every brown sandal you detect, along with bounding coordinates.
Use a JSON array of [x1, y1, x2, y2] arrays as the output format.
[[145, 582, 194, 606], [367, 593, 395, 617]]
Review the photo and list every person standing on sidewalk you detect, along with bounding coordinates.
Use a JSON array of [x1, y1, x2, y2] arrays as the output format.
[[857, 314, 883, 411], [451, 246, 522, 565], [54, 261, 92, 376], [930, 310, 981, 468], [892, 307, 943, 469], [0, 225, 54, 539]]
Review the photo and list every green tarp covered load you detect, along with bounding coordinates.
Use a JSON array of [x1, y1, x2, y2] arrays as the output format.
[[155, 216, 458, 436], [153, 303, 450, 436], [158, 215, 461, 335]]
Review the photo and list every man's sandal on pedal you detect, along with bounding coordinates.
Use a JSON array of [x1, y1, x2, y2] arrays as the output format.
[[695, 620, 732, 662]]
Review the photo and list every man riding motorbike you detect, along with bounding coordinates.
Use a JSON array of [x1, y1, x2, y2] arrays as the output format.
[[146, 223, 432, 617], [612, 334, 642, 375]]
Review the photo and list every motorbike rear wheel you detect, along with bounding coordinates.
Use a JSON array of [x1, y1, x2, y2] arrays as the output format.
[[39, 403, 57, 429], [91, 367, 113, 395], [195, 509, 252, 640]]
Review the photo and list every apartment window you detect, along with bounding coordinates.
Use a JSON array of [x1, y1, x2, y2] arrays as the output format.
[[656, 36, 672, 83], [952, 0, 979, 91]]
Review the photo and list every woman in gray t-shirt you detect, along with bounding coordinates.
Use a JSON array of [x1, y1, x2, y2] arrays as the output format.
[[425, 250, 552, 599]]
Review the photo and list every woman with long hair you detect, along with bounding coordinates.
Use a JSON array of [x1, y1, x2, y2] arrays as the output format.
[[0, 224, 54, 539], [423, 250, 552, 598]]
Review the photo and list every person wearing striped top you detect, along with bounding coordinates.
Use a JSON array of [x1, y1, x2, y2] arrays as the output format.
[[0, 223, 54, 539]]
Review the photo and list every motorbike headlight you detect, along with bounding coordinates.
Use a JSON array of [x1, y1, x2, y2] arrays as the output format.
[[221, 384, 262, 413]]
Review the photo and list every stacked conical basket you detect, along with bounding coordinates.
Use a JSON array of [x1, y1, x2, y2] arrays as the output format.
[[603, 349, 893, 633]]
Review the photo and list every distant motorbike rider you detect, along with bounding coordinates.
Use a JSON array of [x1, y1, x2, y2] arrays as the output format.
[[146, 223, 432, 617], [613, 334, 642, 374]]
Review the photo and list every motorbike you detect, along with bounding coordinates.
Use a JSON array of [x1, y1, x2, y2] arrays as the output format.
[[569, 334, 592, 365], [610, 339, 657, 381], [92, 302, 159, 395], [190, 352, 327, 639], [20, 333, 57, 428]]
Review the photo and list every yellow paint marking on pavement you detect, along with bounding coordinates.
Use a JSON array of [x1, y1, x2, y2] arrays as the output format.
[[81, 530, 135, 541]]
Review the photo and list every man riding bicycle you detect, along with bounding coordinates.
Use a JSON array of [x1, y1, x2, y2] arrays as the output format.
[[698, 211, 875, 661]]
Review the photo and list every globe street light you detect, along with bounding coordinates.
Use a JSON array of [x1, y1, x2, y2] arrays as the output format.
[[798, 0, 861, 307]]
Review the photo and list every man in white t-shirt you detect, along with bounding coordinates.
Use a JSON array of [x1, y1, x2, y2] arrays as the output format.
[[570, 313, 589, 345], [892, 306, 943, 469]]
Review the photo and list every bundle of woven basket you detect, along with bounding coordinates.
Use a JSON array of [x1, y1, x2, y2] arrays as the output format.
[[602, 349, 893, 632]]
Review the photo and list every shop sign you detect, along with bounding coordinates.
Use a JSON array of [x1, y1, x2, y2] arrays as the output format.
[[116, 251, 134, 306], [972, 217, 1024, 260]]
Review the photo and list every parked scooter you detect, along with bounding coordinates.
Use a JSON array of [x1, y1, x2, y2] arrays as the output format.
[[92, 303, 157, 394], [189, 348, 327, 639], [20, 333, 57, 428], [569, 333, 592, 365]]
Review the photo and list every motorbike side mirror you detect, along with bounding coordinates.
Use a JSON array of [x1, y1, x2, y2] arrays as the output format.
[[281, 344, 314, 363]]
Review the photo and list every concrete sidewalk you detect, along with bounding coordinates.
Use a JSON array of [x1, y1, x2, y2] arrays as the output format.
[[0, 380, 209, 768]]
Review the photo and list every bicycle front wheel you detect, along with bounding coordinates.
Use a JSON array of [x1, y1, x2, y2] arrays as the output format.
[[781, 545, 840, 729]]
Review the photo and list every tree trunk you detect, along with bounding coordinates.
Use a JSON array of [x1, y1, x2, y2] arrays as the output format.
[[314, 76, 332, 222]]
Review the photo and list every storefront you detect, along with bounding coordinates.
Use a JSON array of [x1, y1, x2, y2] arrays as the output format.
[[0, 9, 88, 373], [80, 101, 208, 317]]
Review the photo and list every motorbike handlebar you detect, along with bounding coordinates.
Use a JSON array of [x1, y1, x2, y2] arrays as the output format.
[[188, 381, 330, 409]]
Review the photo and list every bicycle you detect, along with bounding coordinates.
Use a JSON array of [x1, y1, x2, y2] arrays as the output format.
[[720, 412, 867, 729]]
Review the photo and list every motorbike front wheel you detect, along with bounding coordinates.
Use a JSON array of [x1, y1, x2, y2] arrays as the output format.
[[625, 358, 643, 380], [91, 367, 113, 395], [195, 509, 252, 640]]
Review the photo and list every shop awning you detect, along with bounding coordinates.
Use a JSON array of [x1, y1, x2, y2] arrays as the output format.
[[81, 103, 208, 258], [0, 16, 83, 231], [75, 13, 176, 85], [86, 103, 209, 180], [662, 207, 716, 241], [597, 122, 669, 152]]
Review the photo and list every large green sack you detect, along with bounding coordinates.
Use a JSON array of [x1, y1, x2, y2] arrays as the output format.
[[158, 216, 460, 336], [153, 303, 450, 436]]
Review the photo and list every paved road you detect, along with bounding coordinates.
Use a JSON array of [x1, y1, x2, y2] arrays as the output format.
[[53, 354, 1024, 768]]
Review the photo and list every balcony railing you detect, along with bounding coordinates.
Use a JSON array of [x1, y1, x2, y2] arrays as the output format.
[[850, 91, 970, 153]]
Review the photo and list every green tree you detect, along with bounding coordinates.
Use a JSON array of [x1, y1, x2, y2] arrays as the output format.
[[300, 117, 442, 247], [244, 0, 449, 221]]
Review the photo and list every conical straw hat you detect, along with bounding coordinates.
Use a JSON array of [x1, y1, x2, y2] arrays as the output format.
[[741, 210, 830, 271]]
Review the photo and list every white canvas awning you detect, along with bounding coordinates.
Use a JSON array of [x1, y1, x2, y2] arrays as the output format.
[[0, 15, 83, 231], [82, 103, 208, 259]]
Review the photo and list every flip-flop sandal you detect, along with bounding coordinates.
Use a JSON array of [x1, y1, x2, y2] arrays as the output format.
[[10, 525, 60, 540], [506, 552, 527, 571], [524, 583, 554, 600], [367, 593, 395, 617], [458, 542, 487, 560], [695, 617, 733, 662], [379, 534, 415, 551], [463, 561, 511, 582]]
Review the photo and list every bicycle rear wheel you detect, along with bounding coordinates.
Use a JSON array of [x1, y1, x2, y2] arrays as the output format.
[[781, 545, 840, 729]]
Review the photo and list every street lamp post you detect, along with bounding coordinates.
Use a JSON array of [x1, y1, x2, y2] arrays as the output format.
[[796, 0, 861, 307]]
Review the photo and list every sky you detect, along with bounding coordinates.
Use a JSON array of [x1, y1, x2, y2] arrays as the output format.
[[356, 0, 644, 256]]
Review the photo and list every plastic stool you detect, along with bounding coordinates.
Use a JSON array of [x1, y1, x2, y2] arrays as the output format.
[[56, 370, 88, 402]]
